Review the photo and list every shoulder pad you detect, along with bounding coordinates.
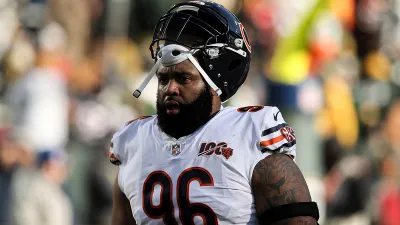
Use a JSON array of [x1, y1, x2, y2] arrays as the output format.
[[108, 116, 153, 166]]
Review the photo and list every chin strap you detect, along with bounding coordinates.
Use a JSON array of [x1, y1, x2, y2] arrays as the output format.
[[133, 60, 160, 98], [133, 44, 222, 98], [187, 54, 222, 96]]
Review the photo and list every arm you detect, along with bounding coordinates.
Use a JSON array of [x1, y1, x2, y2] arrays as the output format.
[[111, 169, 136, 225], [251, 153, 318, 225]]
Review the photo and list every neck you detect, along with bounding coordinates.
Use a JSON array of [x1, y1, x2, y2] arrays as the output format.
[[211, 102, 221, 116]]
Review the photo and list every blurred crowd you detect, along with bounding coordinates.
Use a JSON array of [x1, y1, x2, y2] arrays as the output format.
[[1, 0, 400, 224]]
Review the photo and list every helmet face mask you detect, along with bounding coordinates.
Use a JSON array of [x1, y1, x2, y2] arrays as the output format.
[[135, 1, 251, 102]]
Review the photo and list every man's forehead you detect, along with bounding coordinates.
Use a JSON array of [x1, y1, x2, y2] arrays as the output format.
[[157, 60, 198, 74]]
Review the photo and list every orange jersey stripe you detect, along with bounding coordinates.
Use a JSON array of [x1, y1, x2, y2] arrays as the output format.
[[260, 135, 285, 147]]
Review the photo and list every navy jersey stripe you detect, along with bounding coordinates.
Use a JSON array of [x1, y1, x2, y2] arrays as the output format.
[[261, 123, 288, 137]]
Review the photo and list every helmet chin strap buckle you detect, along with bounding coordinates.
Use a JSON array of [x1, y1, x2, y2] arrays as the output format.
[[133, 60, 161, 98], [133, 44, 222, 99], [133, 90, 141, 98]]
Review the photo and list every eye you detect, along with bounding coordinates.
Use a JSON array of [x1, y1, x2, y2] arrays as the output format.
[[177, 76, 191, 84], [158, 76, 169, 85]]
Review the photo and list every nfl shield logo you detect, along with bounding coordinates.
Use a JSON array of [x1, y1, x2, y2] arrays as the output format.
[[171, 144, 181, 156]]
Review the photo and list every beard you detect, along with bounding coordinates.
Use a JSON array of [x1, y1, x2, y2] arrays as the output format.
[[157, 86, 213, 139]]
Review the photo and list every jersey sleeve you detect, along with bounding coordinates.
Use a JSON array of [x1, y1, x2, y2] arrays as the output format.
[[109, 138, 121, 166], [108, 116, 154, 166], [108, 120, 133, 166], [247, 106, 297, 182], [258, 106, 296, 159]]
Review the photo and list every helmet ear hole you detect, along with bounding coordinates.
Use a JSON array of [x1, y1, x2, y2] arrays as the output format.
[[228, 59, 242, 71], [172, 50, 181, 56]]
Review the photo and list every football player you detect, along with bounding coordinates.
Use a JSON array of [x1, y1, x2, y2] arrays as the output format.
[[110, 1, 319, 224]]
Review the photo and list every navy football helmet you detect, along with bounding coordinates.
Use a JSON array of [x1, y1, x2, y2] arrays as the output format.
[[134, 0, 251, 102]]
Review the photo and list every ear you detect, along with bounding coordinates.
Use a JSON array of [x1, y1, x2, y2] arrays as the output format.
[[210, 88, 222, 105], [210, 88, 218, 97]]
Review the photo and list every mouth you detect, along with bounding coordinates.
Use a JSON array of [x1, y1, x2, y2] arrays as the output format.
[[165, 100, 180, 115]]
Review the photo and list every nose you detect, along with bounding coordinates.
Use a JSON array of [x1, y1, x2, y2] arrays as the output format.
[[165, 80, 179, 96]]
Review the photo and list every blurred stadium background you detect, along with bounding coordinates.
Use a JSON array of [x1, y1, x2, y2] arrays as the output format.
[[1, 0, 400, 224]]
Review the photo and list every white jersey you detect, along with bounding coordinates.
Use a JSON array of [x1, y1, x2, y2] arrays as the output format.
[[109, 106, 296, 225]]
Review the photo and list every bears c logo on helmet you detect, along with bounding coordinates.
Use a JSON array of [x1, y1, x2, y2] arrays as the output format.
[[239, 23, 251, 53]]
